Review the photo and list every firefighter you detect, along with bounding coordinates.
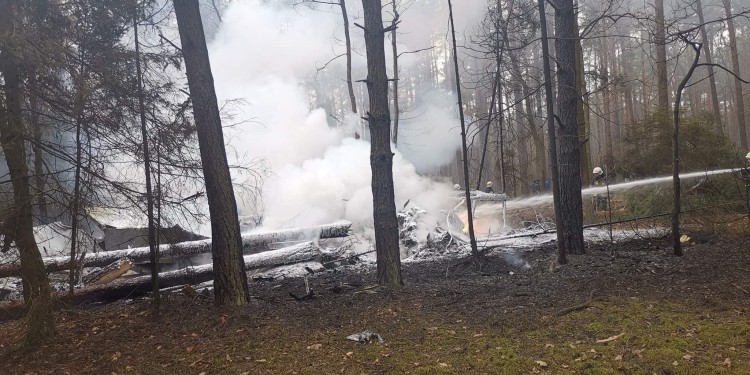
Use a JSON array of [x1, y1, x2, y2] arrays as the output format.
[[531, 180, 541, 194], [741, 152, 750, 182], [740, 153, 750, 202], [592, 167, 608, 211], [484, 181, 494, 194], [592, 166, 606, 185]]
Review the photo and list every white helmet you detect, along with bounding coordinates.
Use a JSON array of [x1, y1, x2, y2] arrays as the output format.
[[486, 181, 493, 187], [593, 167, 603, 175], [745, 152, 750, 160], [453, 184, 461, 190]]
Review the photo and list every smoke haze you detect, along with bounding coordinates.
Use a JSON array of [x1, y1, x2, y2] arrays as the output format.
[[203, 0, 487, 242]]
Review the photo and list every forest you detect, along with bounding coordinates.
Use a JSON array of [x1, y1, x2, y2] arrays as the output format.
[[1, 0, 750, 373]]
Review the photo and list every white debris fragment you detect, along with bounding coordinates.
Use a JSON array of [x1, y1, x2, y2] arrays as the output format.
[[346, 331, 384, 344]]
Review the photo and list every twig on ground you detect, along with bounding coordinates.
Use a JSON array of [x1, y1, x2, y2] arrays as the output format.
[[555, 302, 591, 316], [732, 283, 749, 295]]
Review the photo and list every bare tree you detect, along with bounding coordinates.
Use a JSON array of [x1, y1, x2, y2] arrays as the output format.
[[0, 0, 56, 346], [538, 0, 566, 263], [173, 0, 249, 306], [134, 3, 160, 310], [448, 0, 479, 257], [554, 0, 585, 255], [359, 0, 402, 287], [672, 40, 702, 257]]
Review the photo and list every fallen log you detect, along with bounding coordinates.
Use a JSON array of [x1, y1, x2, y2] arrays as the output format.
[[0, 221, 351, 278], [82, 258, 133, 285], [67, 240, 324, 305], [451, 190, 509, 202]]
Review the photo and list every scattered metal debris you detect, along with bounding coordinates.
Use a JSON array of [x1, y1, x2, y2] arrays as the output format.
[[346, 331, 384, 344]]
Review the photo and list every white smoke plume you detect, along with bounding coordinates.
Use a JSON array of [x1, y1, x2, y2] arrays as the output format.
[[200, 0, 489, 246]]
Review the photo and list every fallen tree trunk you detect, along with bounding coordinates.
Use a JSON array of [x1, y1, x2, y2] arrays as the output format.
[[452, 190, 509, 202], [68, 241, 324, 305], [0, 221, 351, 277], [82, 258, 133, 285]]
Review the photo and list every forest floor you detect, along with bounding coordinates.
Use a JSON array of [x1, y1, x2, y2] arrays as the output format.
[[2, 214, 750, 374]]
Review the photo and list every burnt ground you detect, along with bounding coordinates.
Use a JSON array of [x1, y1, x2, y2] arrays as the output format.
[[1, 216, 750, 374]]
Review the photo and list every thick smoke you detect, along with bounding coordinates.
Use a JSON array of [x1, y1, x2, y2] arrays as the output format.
[[206, 0, 484, 240]]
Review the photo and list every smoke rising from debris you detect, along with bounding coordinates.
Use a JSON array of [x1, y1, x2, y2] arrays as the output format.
[[206, 0, 485, 241]]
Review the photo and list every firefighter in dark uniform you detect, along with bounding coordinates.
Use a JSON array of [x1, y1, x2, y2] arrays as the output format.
[[484, 181, 494, 194], [592, 167, 608, 211], [742, 153, 750, 183], [741, 153, 750, 213]]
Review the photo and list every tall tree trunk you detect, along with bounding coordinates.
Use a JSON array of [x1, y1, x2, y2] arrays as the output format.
[[508, 43, 545, 187], [672, 42, 701, 257], [497, 75, 507, 194], [513, 82, 529, 194], [640, 29, 651, 119], [341, 0, 357, 115], [134, 7, 160, 310], [554, 0, 585, 255], [655, 0, 669, 110], [173, 0, 249, 306], [599, 35, 614, 166], [576, 25, 590, 187], [0, 0, 56, 346], [538, 0, 567, 264], [477, 67, 500, 190], [28, 77, 48, 220], [69, 83, 83, 295], [447, 0, 479, 255], [390, 0, 400, 145], [722, 0, 747, 150], [621, 43, 637, 127], [360, 0, 403, 287]]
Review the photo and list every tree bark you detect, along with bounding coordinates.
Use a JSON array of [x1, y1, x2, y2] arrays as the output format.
[[361, 0, 403, 287], [655, 0, 669, 110], [173, 0, 249, 306], [554, 0, 585, 255], [722, 0, 747, 149], [0, 0, 56, 346], [538, 0, 567, 264]]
